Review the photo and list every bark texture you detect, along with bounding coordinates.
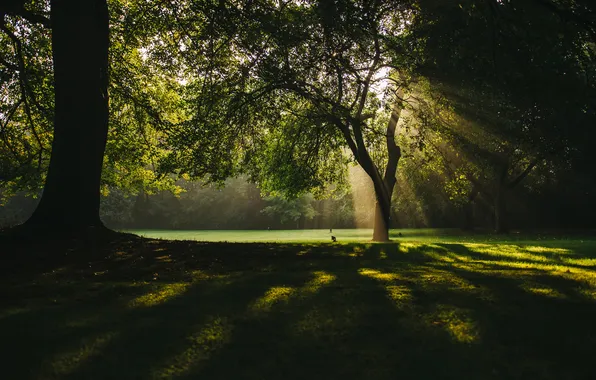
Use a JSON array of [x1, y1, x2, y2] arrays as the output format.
[[25, 0, 109, 233]]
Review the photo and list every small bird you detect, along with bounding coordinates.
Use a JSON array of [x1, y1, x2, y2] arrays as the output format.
[[331, 236, 337, 242]]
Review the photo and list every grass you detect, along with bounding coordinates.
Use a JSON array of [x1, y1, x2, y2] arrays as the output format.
[[1, 230, 596, 379], [125, 228, 595, 243]]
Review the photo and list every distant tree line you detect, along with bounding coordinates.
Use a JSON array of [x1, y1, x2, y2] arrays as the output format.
[[2, 166, 594, 231]]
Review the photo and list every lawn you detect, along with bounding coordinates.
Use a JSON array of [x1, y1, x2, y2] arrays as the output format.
[[125, 228, 594, 243], [2, 231, 596, 379]]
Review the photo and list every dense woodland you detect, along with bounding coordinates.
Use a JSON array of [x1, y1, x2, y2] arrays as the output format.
[[1, 0, 595, 240]]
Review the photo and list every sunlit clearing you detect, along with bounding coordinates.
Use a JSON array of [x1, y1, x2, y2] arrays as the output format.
[[153, 317, 232, 379], [47, 332, 117, 376], [427, 305, 480, 344], [347, 165, 376, 228], [129, 283, 190, 308]]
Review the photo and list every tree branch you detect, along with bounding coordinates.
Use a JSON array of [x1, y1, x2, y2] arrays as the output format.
[[507, 156, 543, 189], [0, 1, 51, 28]]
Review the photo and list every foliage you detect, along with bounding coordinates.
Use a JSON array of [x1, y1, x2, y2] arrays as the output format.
[[261, 193, 317, 226]]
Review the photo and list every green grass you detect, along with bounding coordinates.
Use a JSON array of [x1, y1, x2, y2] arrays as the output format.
[[125, 228, 594, 243], [2, 232, 596, 379]]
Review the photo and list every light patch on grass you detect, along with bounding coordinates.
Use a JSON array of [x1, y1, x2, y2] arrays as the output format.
[[463, 243, 555, 263], [294, 307, 360, 336], [65, 315, 102, 328], [47, 332, 117, 377], [423, 250, 457, 263], [523, 285, 566, 299], [399, 242, 425, 253], [358, 268, 402, 282], [249, 271, 336, 314], [296, 249, 311, 256], [188, 270, 212, 280], [0, 307, 29, 319], [379, 248, 388, 259], [523, 246, 572, 254], [564, 257, 596, 268], [418, 269, 476, 289], [452, 259, 567, 274], [188, 270, 236, 283], [427, 305, 480, 344], [385, 285, 412, 307], [578, 288, 596, 300], [349, 244, 369, 257], [458, 243, 594, 270], [359, 268, 413, 308], [129, 283, 190, 308], [302, 271, 336, 294], [250, 286, 296, 313], [152, 317, 232, 379]]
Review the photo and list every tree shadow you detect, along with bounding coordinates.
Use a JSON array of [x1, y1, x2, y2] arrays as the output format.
[[3, 238, 596, 379]]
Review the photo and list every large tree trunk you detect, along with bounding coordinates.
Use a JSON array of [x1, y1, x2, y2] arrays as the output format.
[[372, 187, 393, 242], [494, 185, 508, 234], [493, 161, 510, 234], [370, 99, 402, 242], [24, 0, 109, 234], [462, 186, 479, 231]]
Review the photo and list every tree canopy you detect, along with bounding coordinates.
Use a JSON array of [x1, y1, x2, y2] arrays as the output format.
[[1, 0, 595, 238]]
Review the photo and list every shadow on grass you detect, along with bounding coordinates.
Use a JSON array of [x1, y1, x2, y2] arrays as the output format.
[[1, 237, 596, 379]]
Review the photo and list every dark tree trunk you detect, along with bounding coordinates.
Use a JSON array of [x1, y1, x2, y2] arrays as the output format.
[[493, 161, 510, 234], [494, 185, 508, 234], [24, 0, 109, 234], [462, 187, 479, 231], [372, 191, 392, 242], [370, 100, 402, 242]]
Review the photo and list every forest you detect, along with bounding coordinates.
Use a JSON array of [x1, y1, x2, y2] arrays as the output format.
[[1, 1, 596, 379]]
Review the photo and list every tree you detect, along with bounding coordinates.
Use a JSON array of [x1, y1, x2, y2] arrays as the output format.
[[1, 0, 183, 236], [1, 0, 110, 235], [406, 0, 596, 232], [152, 0, 417, 241]]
